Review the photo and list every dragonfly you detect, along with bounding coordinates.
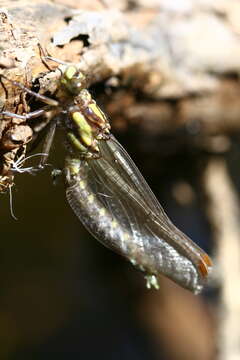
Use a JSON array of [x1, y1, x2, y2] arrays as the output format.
[[0, 64, 212, 293]]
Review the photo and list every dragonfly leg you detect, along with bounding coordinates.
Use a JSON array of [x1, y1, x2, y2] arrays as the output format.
[[38, 43, 67, 72], [0, 74, 59, 106], [0, 108, 48, 120], [38, 119, 57, 167]]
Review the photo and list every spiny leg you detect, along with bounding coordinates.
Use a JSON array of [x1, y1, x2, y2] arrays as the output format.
[[0, 74, 59, 106], [43, 56, 70, 66], [38, 44, 92, 80], [0, 106, 57, 169], [38, 43, 65, 76], [38, 43, 56, 72], [0, 108, 49, 120], [0, 106, 54, 148], [38, 118, 57, 167]]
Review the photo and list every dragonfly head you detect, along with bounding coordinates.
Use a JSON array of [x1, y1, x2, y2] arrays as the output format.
[[61, 66, 86, 95]]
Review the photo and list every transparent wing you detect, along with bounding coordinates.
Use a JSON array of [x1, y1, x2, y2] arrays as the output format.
[[94, 136, 212, 278], [65, 136, 211, 292]]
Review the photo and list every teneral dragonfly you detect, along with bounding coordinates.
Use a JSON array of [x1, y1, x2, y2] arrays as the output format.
[[61, 67, 212, 293], [0, 65, 212, 293]]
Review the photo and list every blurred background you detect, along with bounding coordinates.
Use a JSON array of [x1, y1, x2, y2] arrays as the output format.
[[1, 128, 216, 360]]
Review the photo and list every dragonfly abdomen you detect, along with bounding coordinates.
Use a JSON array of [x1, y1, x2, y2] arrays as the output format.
[[65, 157, 204, 293], [66, 168, 132, 256]]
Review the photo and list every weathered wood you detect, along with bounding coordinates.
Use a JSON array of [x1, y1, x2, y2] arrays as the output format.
[[2, 0, 240, 127]]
